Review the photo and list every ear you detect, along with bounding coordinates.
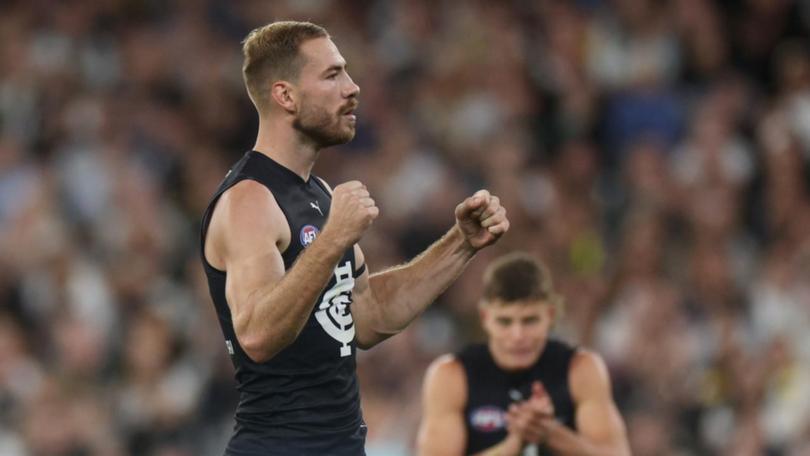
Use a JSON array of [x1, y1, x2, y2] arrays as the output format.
[[270, 81, 297, 114], [478, 301, 488, 321], [478, 301, 492, 329]]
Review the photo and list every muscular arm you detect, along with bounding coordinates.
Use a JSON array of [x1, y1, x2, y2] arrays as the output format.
[[541, 351, 630, 456], [351, 190, 508, 348], [351, 226, 475, 348], [205, 180, 361, 362], [417, 356, 468, 456], [417, 356, 525, 456], [312, 179, 508, 349]]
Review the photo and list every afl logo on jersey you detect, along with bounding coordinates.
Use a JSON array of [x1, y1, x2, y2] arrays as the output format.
[[300, 225, 319, 247], [470, 406, 506, 432]]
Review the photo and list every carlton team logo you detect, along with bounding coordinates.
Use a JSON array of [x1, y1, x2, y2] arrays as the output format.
[[469, 406, 506, 432], [315, 261, 356, 357], [300, 225, 319, 247]]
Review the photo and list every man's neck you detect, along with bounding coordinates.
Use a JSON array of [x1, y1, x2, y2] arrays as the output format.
[[253, 117, 318, 181]]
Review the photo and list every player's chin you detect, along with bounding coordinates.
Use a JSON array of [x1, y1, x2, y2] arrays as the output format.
[[322, 124, 355, 146], [337, 125, 356, 142]]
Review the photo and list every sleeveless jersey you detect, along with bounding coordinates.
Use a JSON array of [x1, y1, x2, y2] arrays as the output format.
[[200, 151, 366, 455], [457, 340, 577, 455]]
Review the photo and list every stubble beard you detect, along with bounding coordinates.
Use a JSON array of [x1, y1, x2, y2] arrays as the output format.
[[294, 102, 355, 149]]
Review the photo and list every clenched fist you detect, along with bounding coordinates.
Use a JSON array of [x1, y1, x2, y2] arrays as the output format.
[[455, 189, 509, 250], [322, 180, 379, 248]]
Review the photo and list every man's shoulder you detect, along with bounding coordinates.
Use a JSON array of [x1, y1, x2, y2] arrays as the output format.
[[219, 179, 280, 213], [568, 348, 612, 403], [427, 353, 464, 377], [423, 354, 467, 407], [210, 179, 290, 250], [569, 349, 607, 376], [426, 353, 470, 388]]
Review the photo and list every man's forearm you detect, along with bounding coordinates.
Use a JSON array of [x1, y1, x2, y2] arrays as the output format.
[[472, 433, 523, 456], [368, 224, 476, 333], [236, 232, 347, 361], [543, 421, 627, 456]]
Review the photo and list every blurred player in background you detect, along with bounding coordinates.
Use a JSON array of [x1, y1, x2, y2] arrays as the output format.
[[418, 253, 629, 456], [200, 21, 509, 455]]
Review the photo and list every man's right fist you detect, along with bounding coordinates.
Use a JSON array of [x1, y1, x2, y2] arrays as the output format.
[[323, 181, 379, 248]]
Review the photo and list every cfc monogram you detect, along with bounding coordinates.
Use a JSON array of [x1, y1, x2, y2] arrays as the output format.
[[315, 261, 356, 357]]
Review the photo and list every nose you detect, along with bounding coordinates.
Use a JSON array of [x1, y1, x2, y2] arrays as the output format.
[[344, 74, 360, 98], [508, 324, 525, 341]]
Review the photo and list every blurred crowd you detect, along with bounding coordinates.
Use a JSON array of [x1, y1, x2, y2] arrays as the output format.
[[1, 0, 809, 455]]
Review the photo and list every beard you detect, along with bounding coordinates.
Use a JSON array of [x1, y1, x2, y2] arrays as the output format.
[[293, 99, 356, 149]]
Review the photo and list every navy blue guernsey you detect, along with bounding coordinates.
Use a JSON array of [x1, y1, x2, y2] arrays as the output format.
[[457, 340, 577, 456], [200, 151, 366, 455]]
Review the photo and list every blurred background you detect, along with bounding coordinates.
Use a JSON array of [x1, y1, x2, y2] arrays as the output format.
[[1, 0, 809, 455]]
